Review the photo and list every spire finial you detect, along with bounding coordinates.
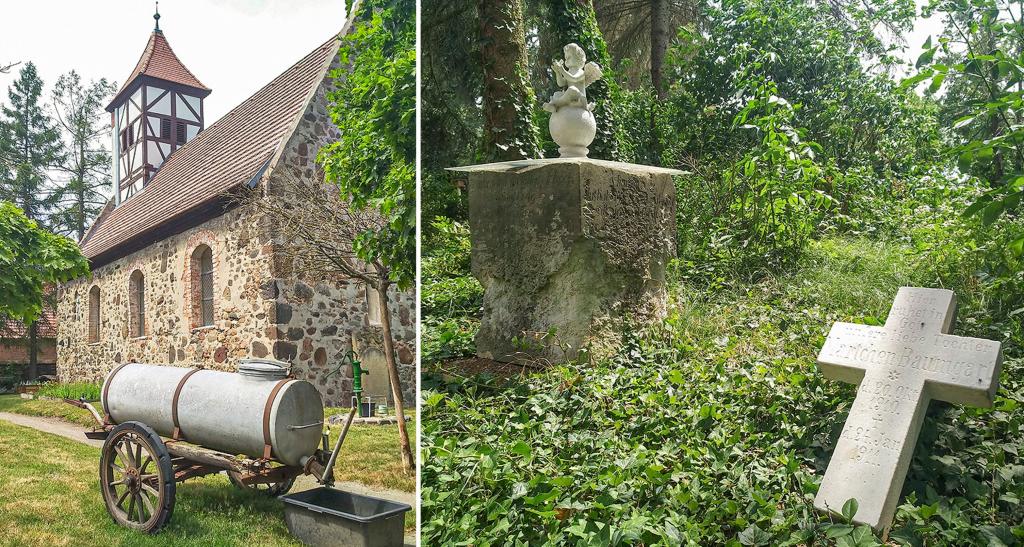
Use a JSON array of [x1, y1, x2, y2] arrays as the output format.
[[154, 2, 161, 31]]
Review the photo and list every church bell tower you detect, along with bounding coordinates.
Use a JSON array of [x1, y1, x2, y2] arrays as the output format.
[[107, 4, 210, 205]]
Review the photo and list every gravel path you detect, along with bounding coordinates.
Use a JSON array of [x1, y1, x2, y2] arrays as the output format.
[[0, 412, 104, 448]]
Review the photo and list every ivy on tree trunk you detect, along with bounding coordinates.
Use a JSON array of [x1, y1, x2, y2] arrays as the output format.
[[478, 0, 542, 161]]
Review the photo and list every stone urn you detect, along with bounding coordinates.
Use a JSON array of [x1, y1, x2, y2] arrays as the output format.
[[550, 105, 597, 158]]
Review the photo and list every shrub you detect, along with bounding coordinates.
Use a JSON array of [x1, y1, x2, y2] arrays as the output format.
[[421, 217, 483, 365], [0, 365, 24, 393]]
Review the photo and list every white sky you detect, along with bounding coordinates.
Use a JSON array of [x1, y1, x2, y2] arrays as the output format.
[[900, 2, 945, 73], [0, 0, 964, 127], [0, 0, 347, 124]]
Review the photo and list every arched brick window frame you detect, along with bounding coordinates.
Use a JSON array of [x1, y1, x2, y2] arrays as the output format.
[[189, 244, 216, 328], [128, 270, 146, 337], [88, 285, 101, 343]]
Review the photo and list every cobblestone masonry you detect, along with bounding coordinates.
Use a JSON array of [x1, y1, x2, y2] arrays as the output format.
[[57, 50, 416, 406]]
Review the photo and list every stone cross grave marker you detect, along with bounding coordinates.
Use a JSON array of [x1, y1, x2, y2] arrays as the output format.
[[814, 287, 1002, 531]]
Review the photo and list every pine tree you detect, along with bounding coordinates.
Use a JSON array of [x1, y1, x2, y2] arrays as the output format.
[[0, 62, 63, 224], [0, 62, 64, 381], [51, 71, 115, 240]]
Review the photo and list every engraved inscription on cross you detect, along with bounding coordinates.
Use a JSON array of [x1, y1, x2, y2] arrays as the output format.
[[814, 287, 1003, 531]]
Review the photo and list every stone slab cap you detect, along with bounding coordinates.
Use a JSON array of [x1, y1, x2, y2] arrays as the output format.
[[447, 157, 685, 177]]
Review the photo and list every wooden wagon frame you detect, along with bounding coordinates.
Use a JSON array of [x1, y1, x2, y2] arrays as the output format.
[[67, 398, 357, 534]]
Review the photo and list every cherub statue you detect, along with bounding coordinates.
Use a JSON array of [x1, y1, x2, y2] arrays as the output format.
[[543, 43, 603, 113]]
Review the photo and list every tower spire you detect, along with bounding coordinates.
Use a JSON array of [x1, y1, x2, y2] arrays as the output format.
[[154, 2, 161, 32]]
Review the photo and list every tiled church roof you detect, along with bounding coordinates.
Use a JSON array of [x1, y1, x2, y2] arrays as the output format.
[[82, 34, 342, 264], [108, 30, 210, 109]]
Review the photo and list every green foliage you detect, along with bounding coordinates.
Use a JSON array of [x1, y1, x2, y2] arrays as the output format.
[[0, 201, 88, 324], [421, 237, 1024, 545], [421, 218, 482, 365], [715, 79, 831, 272], [421, 2, 1024, 543], [35, 382, 101, 402], [49, 71, 116, 240], [0, 365, 24, 393], [0, 62, 63, 224], [320, 0, 415, 289], [478, 0, 543, 162], [609, 0, 944, 279], [911, 0, 1024, 279]]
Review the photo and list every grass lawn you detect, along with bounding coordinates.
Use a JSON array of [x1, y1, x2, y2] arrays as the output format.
[[0, 395, 102, 428], [0, 395, 415, 493], [0, 396, 416, 542], [0, 419, 303, 546]]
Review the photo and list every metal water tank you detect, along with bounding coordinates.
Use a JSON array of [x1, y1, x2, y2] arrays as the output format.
[[101, 360, 323, 466]]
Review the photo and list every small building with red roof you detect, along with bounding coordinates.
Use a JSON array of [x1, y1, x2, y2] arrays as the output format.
[[0, 306, 58, 382]]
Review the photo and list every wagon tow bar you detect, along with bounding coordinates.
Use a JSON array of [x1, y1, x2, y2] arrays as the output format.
[[64, 398, 111, 439], [304, 406, 357, 487]]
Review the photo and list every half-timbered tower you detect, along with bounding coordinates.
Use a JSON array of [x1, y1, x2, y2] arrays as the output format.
[[108, 13, 210, 204], [56, 12, 416, 407]]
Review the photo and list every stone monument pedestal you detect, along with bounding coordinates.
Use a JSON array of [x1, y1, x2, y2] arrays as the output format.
[[449, 158, 681, 365]]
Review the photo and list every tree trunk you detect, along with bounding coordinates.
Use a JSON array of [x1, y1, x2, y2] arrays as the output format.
[[27, 321, 37, 381], [77, 145, 87, 241], [650, 0, 670, 100], [545, 0, 619, 160], [375, 279, 414, 474], [478, 0, 542, 162]]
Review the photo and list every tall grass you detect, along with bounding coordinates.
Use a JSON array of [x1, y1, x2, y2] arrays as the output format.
[[36, 382, 101, 402]]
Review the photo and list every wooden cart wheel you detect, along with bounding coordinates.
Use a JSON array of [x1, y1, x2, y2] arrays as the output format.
[[227, 470, 296, 496], [99, 421, 175, 533]]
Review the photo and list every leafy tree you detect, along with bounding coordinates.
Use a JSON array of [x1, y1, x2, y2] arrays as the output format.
[[912, 0, 1024, 228], [319, 0, 416, 474], [0, 201, 89, 378], [421, 0, 480, 228], [0, 62, 67, 381], [479, 0, 543, 161], [50, 72, 115, 241], [50, 72, 115, 242], [0, 62, 63, 224]]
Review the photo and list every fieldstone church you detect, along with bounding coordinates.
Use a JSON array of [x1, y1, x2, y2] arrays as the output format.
[[56, 16, 415, 405]]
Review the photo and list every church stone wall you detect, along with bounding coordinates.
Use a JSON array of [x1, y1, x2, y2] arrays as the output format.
[[57, 206, 277, 385], [261, 48, 417, 404]]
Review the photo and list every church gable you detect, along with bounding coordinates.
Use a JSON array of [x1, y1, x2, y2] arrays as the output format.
[[81, 33, 344, 268]]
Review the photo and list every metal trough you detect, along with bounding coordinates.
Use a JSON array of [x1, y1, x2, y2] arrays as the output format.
[[281, 487, 411, 547]]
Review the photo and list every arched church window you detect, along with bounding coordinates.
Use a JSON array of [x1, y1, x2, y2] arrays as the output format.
[[88, 286, 101, 343], [129, 270, 145, 337], [191, 245, 214, 327]]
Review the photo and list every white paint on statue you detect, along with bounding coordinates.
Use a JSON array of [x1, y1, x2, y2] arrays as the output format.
[[543, 43, 603, 158], [814, 287, 1002, 531]]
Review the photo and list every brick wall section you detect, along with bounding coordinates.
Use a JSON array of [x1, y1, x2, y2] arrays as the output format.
[[0, 340, 57, 364]]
